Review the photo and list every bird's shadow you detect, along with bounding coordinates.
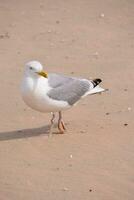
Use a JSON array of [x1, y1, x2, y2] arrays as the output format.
[[0, 125, 51, 141]]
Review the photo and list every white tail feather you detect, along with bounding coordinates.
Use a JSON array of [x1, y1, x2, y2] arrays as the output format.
[[88, 85, 106, 95]]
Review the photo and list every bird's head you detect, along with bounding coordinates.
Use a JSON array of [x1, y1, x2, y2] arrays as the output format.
[[25, 61, 48, 78]]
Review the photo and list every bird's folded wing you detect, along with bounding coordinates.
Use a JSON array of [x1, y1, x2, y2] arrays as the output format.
[[47, 76, 90, 105], [48, 73, 75, 88]]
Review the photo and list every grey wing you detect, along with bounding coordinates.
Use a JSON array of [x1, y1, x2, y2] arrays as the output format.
[[47, 79, 90, 105], [48, 73, 75, 88]]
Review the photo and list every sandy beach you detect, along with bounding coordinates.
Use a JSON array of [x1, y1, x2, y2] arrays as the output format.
[[0, 0, 134, 199]]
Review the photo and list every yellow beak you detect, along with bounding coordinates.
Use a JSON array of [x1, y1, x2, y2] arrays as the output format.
[[37, 71, 48, 78]]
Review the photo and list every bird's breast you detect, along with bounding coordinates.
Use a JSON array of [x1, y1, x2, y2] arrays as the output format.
[[21, 77, 49, 111], [21, 76, 69, 113]]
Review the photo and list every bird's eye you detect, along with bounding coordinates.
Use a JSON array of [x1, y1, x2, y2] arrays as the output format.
[[29, 67, 33, 70]]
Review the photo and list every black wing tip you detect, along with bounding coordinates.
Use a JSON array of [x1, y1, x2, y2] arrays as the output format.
[[92, 78, 102, 87]]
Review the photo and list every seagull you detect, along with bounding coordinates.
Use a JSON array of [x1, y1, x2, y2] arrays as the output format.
[[21, 61, 106, 135]]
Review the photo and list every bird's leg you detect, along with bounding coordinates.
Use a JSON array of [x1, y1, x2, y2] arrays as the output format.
[[49, 112, 55, 136], [58, 111, 66, 133]]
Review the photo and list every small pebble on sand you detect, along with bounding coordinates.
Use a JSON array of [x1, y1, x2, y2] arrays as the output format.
[[80, 130, 86, 133], [128, 107, 132, 111], [56, 20, 60, 24], [62, 187, 69, 191], [124, 123, 128, 126], [92, 51, 99, 59], [70, 154, 73, 158], [100, 13, 105, 18], [47, 30, 52, 33], [106, 112, 110, 115]]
